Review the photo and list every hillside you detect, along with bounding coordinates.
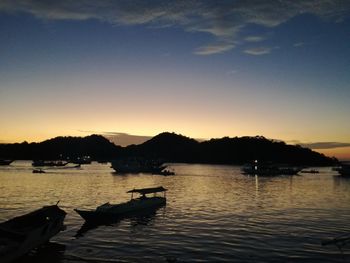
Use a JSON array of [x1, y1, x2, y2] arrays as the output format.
[[0, 135, 121, 160], [0, 133, 337, 165]]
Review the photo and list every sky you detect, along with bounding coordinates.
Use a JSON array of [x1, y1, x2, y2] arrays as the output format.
[[0, 1, 350, 159]]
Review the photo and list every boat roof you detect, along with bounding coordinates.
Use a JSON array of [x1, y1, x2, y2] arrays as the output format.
[[127, 186, 167, 194]]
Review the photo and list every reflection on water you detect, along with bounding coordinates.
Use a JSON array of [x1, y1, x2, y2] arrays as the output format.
[[75, 205, 164, 238], [14, 242, 66, 263], [1, 161, 350, 262]]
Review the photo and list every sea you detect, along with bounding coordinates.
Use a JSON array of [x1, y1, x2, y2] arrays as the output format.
[[0, 161, 349, 262]]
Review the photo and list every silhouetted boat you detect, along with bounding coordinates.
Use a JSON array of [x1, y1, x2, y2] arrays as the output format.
[[157, 169, 175, 176], [336, 164, 350, 177], [33, 169, 45, 174], [71, 156, 91, 165], [322, 232, 350, 249], [242, 161, 301, 176], [111, 158, 167, 174], [32, 160, 68, 167], [0, 204, 66, 263], [74, 186, 167, 223], [301, 169, 319, 174], [0, 160, 14, 165]]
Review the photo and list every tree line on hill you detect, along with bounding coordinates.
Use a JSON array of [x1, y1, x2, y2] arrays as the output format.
[[0, 132, 337, 166]]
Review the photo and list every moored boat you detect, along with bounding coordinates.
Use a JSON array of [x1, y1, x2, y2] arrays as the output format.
[[301, 169, 319, 174], [111, 158, 167, 174], [242, 160, 301, 176], [70, 156, 91, 165], [32, 169, 45, 173], [75, 186, 167, 223], [32, 160, 68, 167], [0, 160, 14, 166], [157, 169, 175, 176], [337, 164, 350, 177], [0, 204, 66, 263]]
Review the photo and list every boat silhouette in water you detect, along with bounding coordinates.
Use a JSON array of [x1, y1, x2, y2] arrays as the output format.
[[0, 160, 14, 165], [242, 160, 301, 176], [336, 164, 350, 177], [32, 160, 68, 167], [111, 158, 167, 174], [0, 203, 66, 263], [75, 186, 167, 224]]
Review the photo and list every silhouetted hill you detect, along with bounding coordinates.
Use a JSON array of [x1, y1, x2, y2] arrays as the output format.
[[121, 133, 335, 166], [0, 133, 337, 165], [196, 136, 334, 165], [0, 135, 121, 160], [123, 132, 199, 162]]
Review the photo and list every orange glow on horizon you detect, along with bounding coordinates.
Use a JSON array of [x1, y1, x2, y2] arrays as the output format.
[[315, 146, 350, 161]]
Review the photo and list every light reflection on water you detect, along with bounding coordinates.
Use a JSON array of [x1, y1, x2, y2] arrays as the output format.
[[1, 161, 350, 262]]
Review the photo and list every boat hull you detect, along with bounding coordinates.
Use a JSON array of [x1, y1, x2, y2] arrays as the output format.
[[0, 205, 66, 263], [75, 197, 166, 223], [0, 160, 13, 165]]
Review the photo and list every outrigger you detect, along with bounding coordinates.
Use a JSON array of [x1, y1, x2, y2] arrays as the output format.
[[74, 186, 167, 223]]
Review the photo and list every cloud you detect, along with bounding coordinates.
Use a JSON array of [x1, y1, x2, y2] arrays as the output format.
[[293, 42, 305, 47], [244, 36, 266, 42], [78, 130, 151, 146], [226, 69, 238, 75], [244, 46, 272, 55], [300, 142, 350, 150], [79, 130, 152, 146], [103, 132, 152, 147], [194, 42, 235, 55], [1, 1, 349, 55]]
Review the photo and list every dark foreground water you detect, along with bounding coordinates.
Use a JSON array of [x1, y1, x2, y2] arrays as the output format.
[[1, 161, 350, 262]]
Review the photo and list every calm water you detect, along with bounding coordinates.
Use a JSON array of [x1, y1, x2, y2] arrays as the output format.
[[1, 161, 350, 262]]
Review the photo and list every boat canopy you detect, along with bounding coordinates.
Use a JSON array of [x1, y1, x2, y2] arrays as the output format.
[[127, 186, 167, 195]]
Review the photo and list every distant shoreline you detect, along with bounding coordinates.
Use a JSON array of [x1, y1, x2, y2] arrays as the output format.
[[0, 132, 338, 166]]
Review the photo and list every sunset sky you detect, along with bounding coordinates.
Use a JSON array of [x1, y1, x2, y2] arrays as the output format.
[[0, 1, 349, 159]]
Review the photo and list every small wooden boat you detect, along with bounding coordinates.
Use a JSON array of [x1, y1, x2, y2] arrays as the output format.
[[337, 164, 350, 177], [75, 186, 167, 223], [0, 204, 66, 263], [301, 169, 319, 174], [0, 160, 14, 166], [242, 161, 301, 176], [32, 169, 45, 173], [111, 158, 167, 174], [157, 169, 175, 176], [32, 160, 68, 167]]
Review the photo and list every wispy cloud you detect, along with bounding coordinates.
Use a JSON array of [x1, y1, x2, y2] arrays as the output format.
[[244, 46, 273, 56], [293, 42, 305, 47], [194, 42, 235, 55], [1, 1, 349, 55], [301, 142, 350, 150], [78, 130, 151, 146], [226, 69, 238, 75], [244, 36, 266, 42]]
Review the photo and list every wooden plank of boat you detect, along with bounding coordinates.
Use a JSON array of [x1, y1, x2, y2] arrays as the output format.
[[0, 204, 66, 263]]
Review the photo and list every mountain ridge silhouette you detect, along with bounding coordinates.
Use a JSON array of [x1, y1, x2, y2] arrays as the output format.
[[0, 132, 336, 165]]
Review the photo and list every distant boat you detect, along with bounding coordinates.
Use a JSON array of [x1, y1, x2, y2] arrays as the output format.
[[32, 169, 45, 173], [242, 160, 301, 176], [336, 164, 350, 177], [111, 158, 167, 174], [301, 169, 319, 174], [71, 156, 91, 165], [0, 204, 66, 263], [32, 160, 68, 167], [157, 169, 175, 176], [0, 160, 14, 166], [74, 186, 167, 223]]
